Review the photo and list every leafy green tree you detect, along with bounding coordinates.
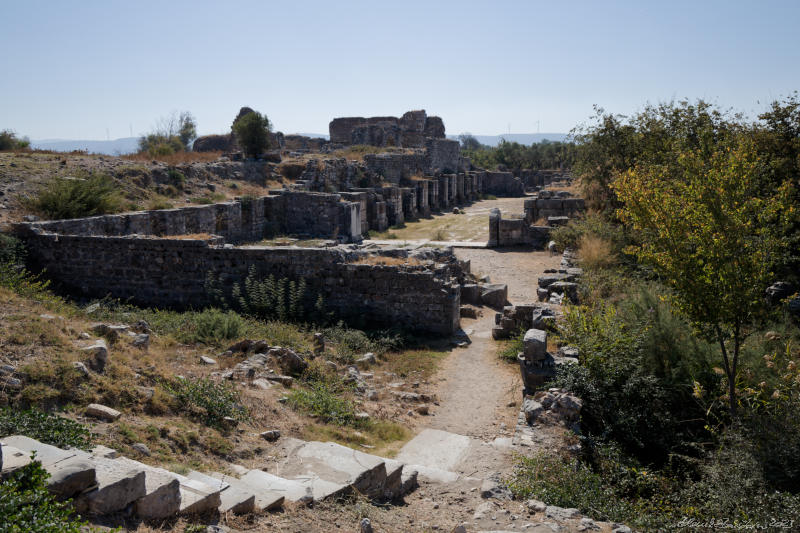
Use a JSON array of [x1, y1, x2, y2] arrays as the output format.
[[232, 110, 272, 158], [614, 138, 795, 416]]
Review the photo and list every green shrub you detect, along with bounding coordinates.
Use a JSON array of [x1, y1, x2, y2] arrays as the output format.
[[22, 173, 123, 220], [550, 212, 628, 257], [322, 323, 405, 363], [498, 327, 525, 362], [162, 377, 247, 429], [508, 453, 639, 523], [175, 308, 244, 345], [207, 266, 323, 323], [167, 169, 185, 189], [0, 408, 91, 450], [0, 129, 30, 151], [0, 461, 87, 533], [557, 299, 710, 465], [288, 381, 359, 426], [0, 237, 52, 300]]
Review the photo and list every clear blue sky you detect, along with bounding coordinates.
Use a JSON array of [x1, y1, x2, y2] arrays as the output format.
[[2, 0, 798, 140]]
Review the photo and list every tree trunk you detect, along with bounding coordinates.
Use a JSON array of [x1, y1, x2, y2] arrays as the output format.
[[716, 325, 737, 418]]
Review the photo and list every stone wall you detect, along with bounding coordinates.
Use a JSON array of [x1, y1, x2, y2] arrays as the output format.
[[283, 135, 329, 152], [425, 139, 461, 173], [482, 171, 525, 197], [488, 208, 551, 248], [362, 152, 427, 185], [524, 193, 585, 223], [329, 110, 446, 148], [17, 233, 462, 334], [21, 192, 362, 243]]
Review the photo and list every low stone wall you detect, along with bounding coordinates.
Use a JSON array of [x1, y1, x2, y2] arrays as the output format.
[[16, 233, 462, 335], [516, 170, 570, 189], [22, 191, 362, 243], [488, 208, 550, 248], [524, 194, 585, 223]]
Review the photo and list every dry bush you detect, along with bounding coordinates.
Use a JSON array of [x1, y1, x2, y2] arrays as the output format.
[[578, 234, 616, 270], [123, 150, 223, 165]]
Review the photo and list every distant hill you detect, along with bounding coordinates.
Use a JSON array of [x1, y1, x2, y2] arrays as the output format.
[[31, 137, 140, 155], [448, 133, 569, 147]]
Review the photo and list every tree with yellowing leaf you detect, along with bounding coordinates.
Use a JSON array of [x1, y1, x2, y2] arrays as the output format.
[[613, 139, 795, 417]]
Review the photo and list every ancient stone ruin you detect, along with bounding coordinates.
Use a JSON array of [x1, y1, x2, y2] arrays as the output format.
[[329, 110, 445, 148]]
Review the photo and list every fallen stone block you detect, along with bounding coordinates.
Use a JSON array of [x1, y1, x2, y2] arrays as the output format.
[[85, 403, 121, 422], [480, 284, 508, 309], [82, 340, 108, 372]]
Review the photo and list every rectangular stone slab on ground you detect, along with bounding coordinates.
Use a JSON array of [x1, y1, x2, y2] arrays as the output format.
[[187, 470, 256, 514], [262, 438, 388, 499], [207, 471, 284, 510], [395, 428, 472, 472]]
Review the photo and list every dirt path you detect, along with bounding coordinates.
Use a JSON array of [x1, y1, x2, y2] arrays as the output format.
[[424, 249, 562, 441], [369, 196, 529, 242]]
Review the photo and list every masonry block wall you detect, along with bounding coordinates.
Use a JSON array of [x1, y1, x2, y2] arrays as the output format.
[[23, 192, 362, 243], [16, 233, 462, 335], [482, 171, 525, 197], [488, 208, 551, 248]]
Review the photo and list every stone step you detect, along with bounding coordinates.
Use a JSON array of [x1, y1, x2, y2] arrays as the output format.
[[395, 428, 472, 472], [268, 439, 387, 499], [76, 457, 146, 515], [205, 471, 284, 511], [1, 436, 98, 498], [187, 470, 257, 514], [113, 457, 181, 519], [239, 469, 346, 503], [173, 474, 222, 514]]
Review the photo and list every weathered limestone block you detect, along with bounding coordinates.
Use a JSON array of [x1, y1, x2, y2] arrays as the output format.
[[523, 329, 548, 361]]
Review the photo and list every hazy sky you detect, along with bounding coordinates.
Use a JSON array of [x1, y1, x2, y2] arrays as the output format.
[[2, 0, 799, 140]]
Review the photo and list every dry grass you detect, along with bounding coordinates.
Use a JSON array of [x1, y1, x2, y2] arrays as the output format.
[[577, 234, 616, 270], [544, 177, 582, 197], [351, 255, 422, 267], [122, 151, 224, 165]]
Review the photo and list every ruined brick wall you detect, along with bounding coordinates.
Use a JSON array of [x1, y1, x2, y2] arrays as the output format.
[[23, 192, 362, 243], [19, 234, 461, 334]]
